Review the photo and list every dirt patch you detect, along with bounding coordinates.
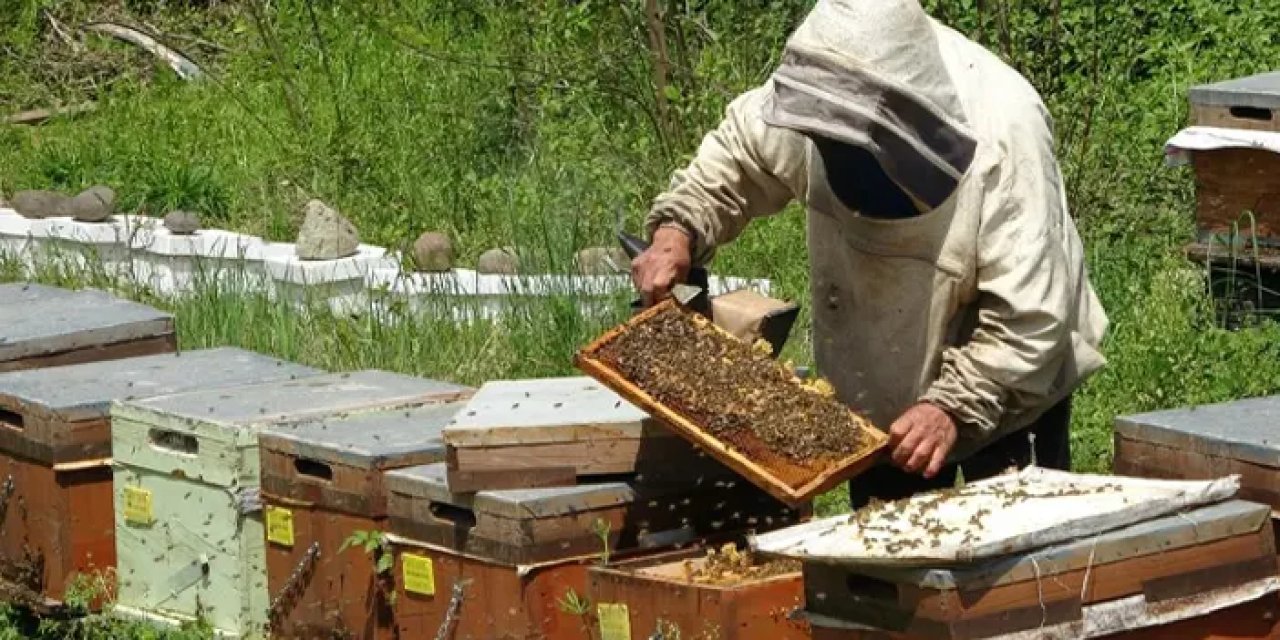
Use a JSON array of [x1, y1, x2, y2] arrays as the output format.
[[589, 304, 875, 487], [680, 543, 800, 586]]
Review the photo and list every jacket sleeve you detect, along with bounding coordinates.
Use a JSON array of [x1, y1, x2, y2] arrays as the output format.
[[919, 110, 1076, 437], [645, 86, 808, 265]]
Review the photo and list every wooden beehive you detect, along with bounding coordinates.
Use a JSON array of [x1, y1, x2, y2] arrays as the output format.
[[799, 500, 1278, 639], [442, 377, 725, 492], [1115, 396, 1280, 511], [260, 400, 470, 640], [384, 462, 806, 640], [1187, 71, 1280, 238], [588, 548, 809, 640], [110, 370, 471, 639], [0, 348, 317, 609], [0, 283, 176, 372], [575, 299, 888, 507]]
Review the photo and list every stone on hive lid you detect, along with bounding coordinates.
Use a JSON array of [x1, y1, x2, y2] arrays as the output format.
[[295, 199, 359, 260], [412, 231, 453, 273], [163, 210, 201, 235], [477, 246, 520, 274], [11, 190, 69, 219], [576, 246, 629, 275], [67, 185, 115, 223]]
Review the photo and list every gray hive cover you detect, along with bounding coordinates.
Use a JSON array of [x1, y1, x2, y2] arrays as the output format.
[[0, 284, 174, 364], [0, 347, 320, 461], [385, 462, 647, 519], [262, 401, 466, 469], [1115, 395, 1280, 467], [1189, 70, 1280, 109], [124, 370, 471, 435]]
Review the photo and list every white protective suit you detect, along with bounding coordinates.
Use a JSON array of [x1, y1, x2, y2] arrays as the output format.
[[645, 0, 1108, 461]]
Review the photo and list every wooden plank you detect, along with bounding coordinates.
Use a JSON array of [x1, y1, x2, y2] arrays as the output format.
[[0, 334, 177, 374], [442, 377, 650, 447], [1115, 395, 1280, 469], [574, 299, 888, 507], [444, 466, 579, 493], [446, 433, 727, 488], [1115, 436, 1280, 509]]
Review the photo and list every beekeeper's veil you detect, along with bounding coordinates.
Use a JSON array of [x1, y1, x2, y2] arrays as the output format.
[[763, 0, 977, 209]]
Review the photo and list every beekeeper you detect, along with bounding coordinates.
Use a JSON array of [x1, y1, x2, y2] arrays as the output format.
[[631, 0, 1108, 505]]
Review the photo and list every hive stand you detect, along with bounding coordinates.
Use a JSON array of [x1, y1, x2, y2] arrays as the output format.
[[799, 500, 1278, 640], [0, 283, 175, 372], [0, 347, 317, 610], [442, 377, 724, 492], [384, 462, 806, 640], [110, 370, 471, 639], [260, 400, 470, 640]]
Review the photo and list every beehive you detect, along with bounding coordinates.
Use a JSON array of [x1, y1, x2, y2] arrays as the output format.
[[0, 283, 176, 372], [1187, 71, 1280, 238], [442, 377, 722, 492], [799, 500, 1277, 639], [384, 463, 804, 639], [110, 370, 470, 638], [0, 348, 316, 609], [260, 400, 469, 640], [1115, 396, 1280, 511], [588, 547, 809, 640]]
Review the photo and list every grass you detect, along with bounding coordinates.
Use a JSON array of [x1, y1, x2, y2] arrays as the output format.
[[2, 0, 1280, 635]]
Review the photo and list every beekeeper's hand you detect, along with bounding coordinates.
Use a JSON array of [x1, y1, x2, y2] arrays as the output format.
[[632, 225, 692, 307], [888, 403, 958, 479]]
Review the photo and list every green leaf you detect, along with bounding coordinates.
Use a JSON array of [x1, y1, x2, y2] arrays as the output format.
[[376, 553, 394, 574]]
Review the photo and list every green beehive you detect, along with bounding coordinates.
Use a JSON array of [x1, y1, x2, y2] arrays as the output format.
[[110, 370, 471, 638]]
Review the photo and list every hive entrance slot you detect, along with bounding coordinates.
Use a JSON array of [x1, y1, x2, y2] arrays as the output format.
[[0, 409, 23, 431], [150, 429, 198, 455], [844, 573, 898, 601], [1230, 106, 1274, 122], [429, 502, 477, 529], [294, 458, 333, 481]]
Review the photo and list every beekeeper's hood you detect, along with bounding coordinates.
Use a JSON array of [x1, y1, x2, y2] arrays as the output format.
[[763, 0, 977, 209]]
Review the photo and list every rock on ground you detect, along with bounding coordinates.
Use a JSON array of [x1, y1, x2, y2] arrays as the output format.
[[295, 199, 359, 260], [11, 190, 70, 219], [576, 246, 630, 275], [412, 231, 454, 272], [164, 210, 202, 235], [477, 247, 520, 274]]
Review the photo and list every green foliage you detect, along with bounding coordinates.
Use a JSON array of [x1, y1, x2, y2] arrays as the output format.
[[340, 529, 397, 606]]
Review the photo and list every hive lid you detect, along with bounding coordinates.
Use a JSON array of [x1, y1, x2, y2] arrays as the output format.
[[385, 462, 643, 519], [1189, 71, 1280, 109], [0, 286, 173, 364], [1115, 396, 1280, 468], [0, 347, 316, 423], [261, 401, 465, 469], [119, 370, 471, 436], [443, 376, 652, 447], [846, 499, 1269, 590]]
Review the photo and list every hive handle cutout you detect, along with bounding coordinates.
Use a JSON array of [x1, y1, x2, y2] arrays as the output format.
[[293, 457, 333, 481], [1230, 106, 1274, 122], [0, 409, 23, 431], [429, 502, 477, 529], [149, 429, 198, 455]]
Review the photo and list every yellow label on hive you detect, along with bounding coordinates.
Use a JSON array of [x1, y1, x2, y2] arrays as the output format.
[[123, 486, 153, 525], [597, 603, 631, 640], [265, 506, 294, 547], [402, 553, 435, 596]]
